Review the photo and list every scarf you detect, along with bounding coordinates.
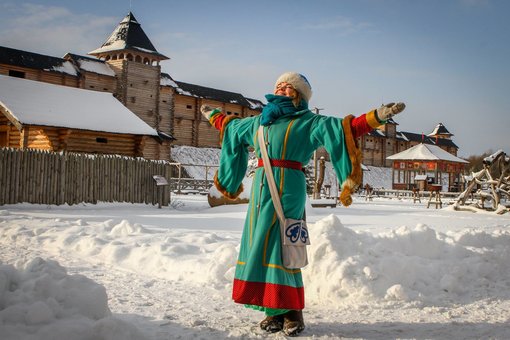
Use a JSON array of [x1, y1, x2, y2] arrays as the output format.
[[260, 94, 309, 126]]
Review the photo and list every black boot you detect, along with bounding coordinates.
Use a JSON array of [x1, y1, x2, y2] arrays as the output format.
[[259, 314, 284, 333], [282, 310, 305, 336]]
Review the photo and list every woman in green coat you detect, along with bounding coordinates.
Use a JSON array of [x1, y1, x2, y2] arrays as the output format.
[[201, 72, 405, 336]]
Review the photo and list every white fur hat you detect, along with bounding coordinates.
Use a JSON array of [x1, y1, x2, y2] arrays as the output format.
[[274, 72, 312, 103]]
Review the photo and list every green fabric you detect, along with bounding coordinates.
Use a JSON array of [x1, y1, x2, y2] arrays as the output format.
[[216, 102, 355, 309], [209, 108, 222, 119], [245, 304, 289, 316]]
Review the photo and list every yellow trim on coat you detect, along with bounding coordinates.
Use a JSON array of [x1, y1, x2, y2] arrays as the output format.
[[366, 110, 382, 128]]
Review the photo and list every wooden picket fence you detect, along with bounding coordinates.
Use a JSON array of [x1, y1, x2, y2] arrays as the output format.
[[0, 148, 173, 206]]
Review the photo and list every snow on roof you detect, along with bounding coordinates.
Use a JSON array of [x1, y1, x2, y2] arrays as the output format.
[[396, 132, 409, 142], [245, 98, 265, 110], [160, 74, 178, 87], [44, 60, 78, 76], [387, 143, 468, 163], [77, 59, 115, 77], [89, 12, 168, 60], [427, 122, 453, 137], [0, 75, 158, 136]]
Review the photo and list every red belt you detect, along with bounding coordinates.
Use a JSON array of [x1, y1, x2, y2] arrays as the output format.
[[258, 158, 303, 171]]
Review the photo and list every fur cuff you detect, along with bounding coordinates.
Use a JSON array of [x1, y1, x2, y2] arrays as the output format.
[[339, 115, 363, 206], [214, 171, 244, 200]]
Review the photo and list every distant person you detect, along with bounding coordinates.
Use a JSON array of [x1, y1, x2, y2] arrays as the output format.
[[201, 72, 405, 336]]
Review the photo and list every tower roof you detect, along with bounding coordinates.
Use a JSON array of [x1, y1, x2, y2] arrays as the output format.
[[427, 122, 453, 137], [89, 12, 168, 60]]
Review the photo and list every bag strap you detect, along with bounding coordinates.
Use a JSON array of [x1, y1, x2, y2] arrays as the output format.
[[257, 126, 286, 226]]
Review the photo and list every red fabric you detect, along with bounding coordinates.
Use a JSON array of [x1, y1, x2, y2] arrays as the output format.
[[350, 113, 373, 138], [257, 158, 303, 171], [232, 279, 305, 310], [212, 114, 226, 130]]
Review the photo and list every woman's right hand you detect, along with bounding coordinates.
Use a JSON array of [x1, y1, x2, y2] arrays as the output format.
[[200, 105, 220, 120]]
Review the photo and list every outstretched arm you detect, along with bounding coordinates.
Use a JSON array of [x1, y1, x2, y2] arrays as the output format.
[[350, 102, 406, 138]]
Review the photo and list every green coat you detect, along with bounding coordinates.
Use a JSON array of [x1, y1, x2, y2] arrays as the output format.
[[213, 108, 374, 312]]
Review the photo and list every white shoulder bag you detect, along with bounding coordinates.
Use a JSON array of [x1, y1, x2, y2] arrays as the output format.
[[257, 126, 310, 269]]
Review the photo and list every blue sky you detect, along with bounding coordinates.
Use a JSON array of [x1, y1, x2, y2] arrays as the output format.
[[1, 0, 509, 157]]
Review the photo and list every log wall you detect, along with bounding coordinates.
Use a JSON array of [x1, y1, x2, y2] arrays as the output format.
[[0, 64, 79, 87], [107, 60, 161, 129], [0, 148, 172, 206], [80, 71, 116, 93]]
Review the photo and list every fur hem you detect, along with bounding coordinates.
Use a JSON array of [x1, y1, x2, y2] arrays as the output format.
[[339, 115, 363, 206], [214, 171, 244, 200]]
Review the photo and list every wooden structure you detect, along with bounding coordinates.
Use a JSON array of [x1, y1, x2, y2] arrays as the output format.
[[358, 120, 461, 168], [0, 148, 172, 206], [427, 184, 443, 209], [165, 77, 263, 147], [412, 187, 421, 203], [0, 74, 162, 159], [0, 12, 263, 160], [387, 143, 468, 192], [1, 11, 468, 169], [454, 150, 509, 214]]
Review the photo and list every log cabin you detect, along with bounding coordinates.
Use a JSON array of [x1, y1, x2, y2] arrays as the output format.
[[0, 74, 161, 158]]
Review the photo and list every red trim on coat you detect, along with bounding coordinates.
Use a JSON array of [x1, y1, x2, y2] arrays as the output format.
[[350, 113, 373, 138], [232, 278, 305, 310]]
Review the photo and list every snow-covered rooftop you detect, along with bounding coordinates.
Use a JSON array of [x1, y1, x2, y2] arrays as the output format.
[[76, 59, 116, 77], [427, 122, 453, 137], [45, 60, 78, 76], [89, 12, 168, 60], [0, 75, 158, 136], [387, 143, 468, 163]]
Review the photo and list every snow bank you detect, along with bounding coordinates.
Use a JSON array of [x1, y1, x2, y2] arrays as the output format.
[[0, 218, 238, 289], [305, 214, 510, 306], [0, 257, 145, 340], [2, 211, 509, 311]]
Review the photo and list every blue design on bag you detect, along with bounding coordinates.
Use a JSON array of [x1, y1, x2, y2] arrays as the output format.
[[285, 221, 309, 244]]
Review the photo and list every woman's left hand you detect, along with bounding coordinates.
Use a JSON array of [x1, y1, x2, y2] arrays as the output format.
[[376, 102, 406, 121]]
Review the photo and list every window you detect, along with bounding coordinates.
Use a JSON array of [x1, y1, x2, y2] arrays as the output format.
[[8, 70, 25, 78], [96, 137, 108, 143], [186, 105, 192, 110], [131, 96, 136, 103]]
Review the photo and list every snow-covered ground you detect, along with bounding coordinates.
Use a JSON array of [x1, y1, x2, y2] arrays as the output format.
[[1, 194, 510, 339]]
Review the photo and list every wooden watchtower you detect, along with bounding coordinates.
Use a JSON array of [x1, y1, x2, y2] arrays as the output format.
[[89, 12, 171, 159]]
